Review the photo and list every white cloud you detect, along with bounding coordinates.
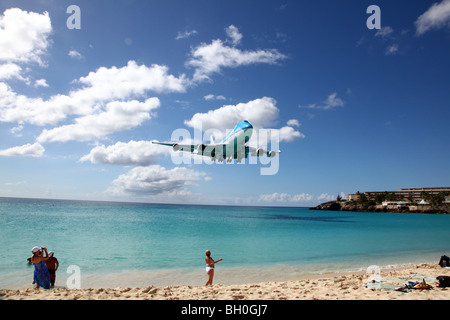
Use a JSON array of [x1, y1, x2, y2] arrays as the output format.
[[0, 8, 52, 66], [259, 192, 339, 205], [299, 92, 344, 110], [185, 97, 280, 133], [225, 25, 243, 46], [68, 50, 83, 59], [415, 0, 450, 35], [184, 97, 304, 145], [107, 165, 208, 196], [186, 25, 286, 82], [76, 60, 188, 97], [0, 63, 24, 81], [176, 29, 198, 40], [10, 123, 23, 136], [287, 119, 300, 127], [0, 61, 187, 129], [80, 140, 171, 166], [375, 26, 394, 38], [259, 192, 315, 204], [0, 142, 44, 157], [385, 44, 399, 55], [317, 193, 335, 202], [276, 126, 305, 142], [34, 78, 48, 87], [37, 98, 160, 142], [204, 94, 226, 101]]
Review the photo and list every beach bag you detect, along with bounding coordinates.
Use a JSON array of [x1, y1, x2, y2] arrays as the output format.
[[436, 276, 450, 288], [438, 255, 450, 267]]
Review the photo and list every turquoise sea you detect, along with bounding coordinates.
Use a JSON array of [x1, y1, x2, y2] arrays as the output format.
[[1, 197, 449, 289]]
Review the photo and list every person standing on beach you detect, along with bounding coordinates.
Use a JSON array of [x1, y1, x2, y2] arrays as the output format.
[[205, 250, 222, 286], [30, 246, 51, 289], [45, 251, 59, 288]]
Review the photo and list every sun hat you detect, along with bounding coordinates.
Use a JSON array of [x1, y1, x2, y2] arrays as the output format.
[[31, 246, 41, 253], [48, 251, 54, 257]]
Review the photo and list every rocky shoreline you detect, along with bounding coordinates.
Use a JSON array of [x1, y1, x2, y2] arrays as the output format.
[[310, 201, 450, 214]]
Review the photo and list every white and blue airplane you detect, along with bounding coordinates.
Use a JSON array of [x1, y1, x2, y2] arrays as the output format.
[[152, 120, 280, 163]]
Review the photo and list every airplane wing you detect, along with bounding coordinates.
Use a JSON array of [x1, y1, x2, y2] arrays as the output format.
[[152, 141, 195, 153], [152, 141, 226, 159], [247, 146, 280, 158], [152, 141, 280, 161]]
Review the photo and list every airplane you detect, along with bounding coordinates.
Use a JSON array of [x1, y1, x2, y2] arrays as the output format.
[[152, 120, 280, 163]]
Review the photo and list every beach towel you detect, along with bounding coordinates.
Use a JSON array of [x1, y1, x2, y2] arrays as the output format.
[[366, 275, 434, 292], [34, 260, 51, 289]]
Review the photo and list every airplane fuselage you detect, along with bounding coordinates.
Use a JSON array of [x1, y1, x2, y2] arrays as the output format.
[[198, 120, 253, 162], [221, 120, 253, 146]]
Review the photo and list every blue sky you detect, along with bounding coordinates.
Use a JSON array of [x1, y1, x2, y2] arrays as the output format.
[[0, 0, 449, 206]]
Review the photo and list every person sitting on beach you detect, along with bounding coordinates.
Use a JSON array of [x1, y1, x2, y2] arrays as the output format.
[[205, 250, 222, 286], [30, 246, 51, 290], [45, 251, 59, 288]]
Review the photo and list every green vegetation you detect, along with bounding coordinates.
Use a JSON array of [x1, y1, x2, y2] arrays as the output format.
[[420, 191, 449, 206]]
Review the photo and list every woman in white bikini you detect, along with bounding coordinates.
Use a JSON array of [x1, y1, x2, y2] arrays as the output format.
[[205, 249, 222, 286]]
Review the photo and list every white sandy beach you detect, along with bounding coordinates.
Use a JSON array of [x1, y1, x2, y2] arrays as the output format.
[[1, 263, 449, 300]]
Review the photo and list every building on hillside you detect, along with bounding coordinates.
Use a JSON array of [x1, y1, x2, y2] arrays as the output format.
[[348, 187, 450, 203]]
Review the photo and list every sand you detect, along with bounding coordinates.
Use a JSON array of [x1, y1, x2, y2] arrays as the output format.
[[1, 263, 449, 300]]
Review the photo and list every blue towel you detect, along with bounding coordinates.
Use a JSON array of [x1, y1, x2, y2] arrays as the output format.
[[34, 260, 51, 289]]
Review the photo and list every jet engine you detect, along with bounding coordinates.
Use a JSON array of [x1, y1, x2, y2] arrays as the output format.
[[268, 151, 276, 158], [197, 144, 206, 153], [173, 144, 180, 151], [256, 148, 265, 156]]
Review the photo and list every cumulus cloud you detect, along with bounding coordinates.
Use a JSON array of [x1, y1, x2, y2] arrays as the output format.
[[80, 140, 171, 166], [0, 63, 24, 81], [37, 98, 160, 142], [107, 165, 208, 196], [276, 126, 305, 142], [298, 92, 344, 110], [185, 97, 280, 132], [0, 8, 52, 66], [185, 97, 304, 144], [76, 61, 187, 98], [287, 119, 300, 127], [415, 0, 450, 35], [34, 78, 48, 88], [0, 142, 44, 157], [0, 61, 187, 139], [186, 25, 286, 82]]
